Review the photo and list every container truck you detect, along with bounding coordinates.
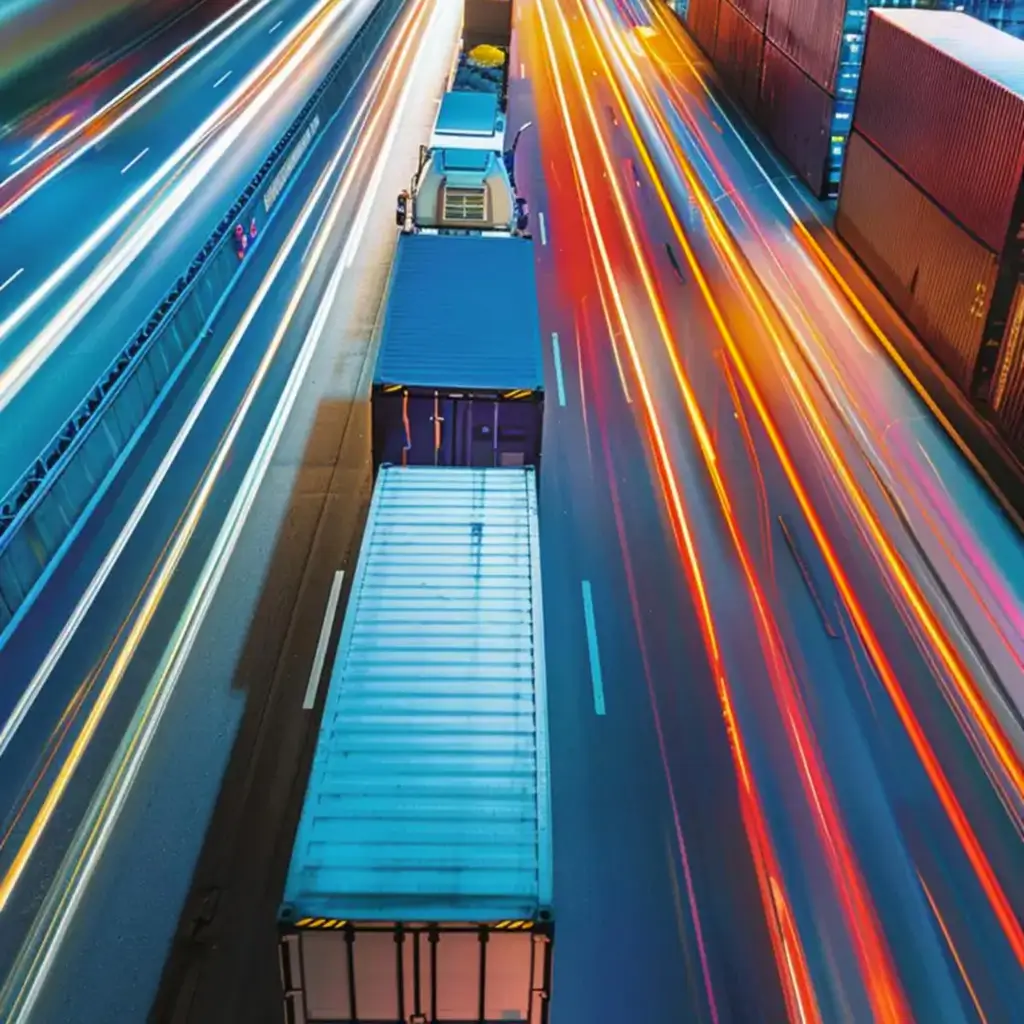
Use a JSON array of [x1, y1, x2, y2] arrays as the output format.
[[371, 231, 544, 471], [278, 465, 553, 1024], [396, 0, 532, 235]]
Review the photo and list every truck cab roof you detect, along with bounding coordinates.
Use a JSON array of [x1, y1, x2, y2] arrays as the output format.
[[429, 91, 507, 152]]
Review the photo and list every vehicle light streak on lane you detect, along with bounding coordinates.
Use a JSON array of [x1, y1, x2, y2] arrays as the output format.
[[0, 0, 277, 217], [0, 0, 375, 410], [0, 0, 427, 919], [534, 2, 818, 1019], [545, 2, 912, 1018], [643, 2, 1022, 540], [581, 0, 1024, 970], [0, 5, 437, 1011], [638, 5, 1024, 781]]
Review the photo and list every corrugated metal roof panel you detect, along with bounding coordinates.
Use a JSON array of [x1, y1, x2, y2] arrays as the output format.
[[854, 9, 1024, 254], [872, 9, 1024, 98], [375, 233, 544, 392], [282, 466, 552, 924]]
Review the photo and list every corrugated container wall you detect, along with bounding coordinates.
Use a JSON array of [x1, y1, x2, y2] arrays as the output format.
[[837, 132, 1001, 392], [281, 465, 552, 925], [714, 1, 765, 113], [765, 0, 844, 93], [853, 9, 1024, 254], [729, 0, 770, 31], [758, 42, 833, 197], [686, 0, 721, 55], [991, 280, 1024, 448]]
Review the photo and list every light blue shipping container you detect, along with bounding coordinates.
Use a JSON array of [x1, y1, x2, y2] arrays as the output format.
[[278, 465, 553, 1024]]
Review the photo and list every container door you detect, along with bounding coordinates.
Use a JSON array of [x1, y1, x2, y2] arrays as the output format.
[[281, 926, 551, 1023]]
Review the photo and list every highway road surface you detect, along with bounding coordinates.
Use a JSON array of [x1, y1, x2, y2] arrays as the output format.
[[0, 0, 386, 506], [0, 0, 1021, 1021], [517, 0, 1024, 1020], [0, 0, 458, 1018]]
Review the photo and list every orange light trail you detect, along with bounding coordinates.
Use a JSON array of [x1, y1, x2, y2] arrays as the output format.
[[531, 1, 865, 1018], [638, 4, 1024, 794], [576, 0, 1024, 968], [553, 6, 912, 1015]]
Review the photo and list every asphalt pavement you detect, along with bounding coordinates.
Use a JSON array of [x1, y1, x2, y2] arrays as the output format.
[[514, 0, 1024, 1019], [1, 0, 1022, 1022], [0, 0, 456, 1017], [0, 0, 378, 502]]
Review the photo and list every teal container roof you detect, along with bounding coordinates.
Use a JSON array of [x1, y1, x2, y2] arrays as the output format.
[[374, 233, 544, 393], [281, 466, 552, 924]]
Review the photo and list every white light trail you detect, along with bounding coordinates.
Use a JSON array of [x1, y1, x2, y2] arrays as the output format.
[[0, 0, 374, 415], [0, 2, 439, 1013]]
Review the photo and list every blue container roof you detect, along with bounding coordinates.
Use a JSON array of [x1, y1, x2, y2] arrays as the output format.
[[374, 233, 544, 393], [281, 466, 552, 924], [874, 10, 1024, 99], [435, 91, 501, 135]]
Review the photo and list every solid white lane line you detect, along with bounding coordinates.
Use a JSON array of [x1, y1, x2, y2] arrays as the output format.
[[213, 69, 233, 88], [304, 571, 345, 708], [270, 18, 283, 32], [119, 148, 149, 174], [581, 580, 606, 715], [551, 331, 566, 406]]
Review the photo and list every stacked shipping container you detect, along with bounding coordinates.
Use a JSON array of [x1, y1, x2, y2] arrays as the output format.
[[678, 0, 922, 197], [837, 10, 1024, 449]]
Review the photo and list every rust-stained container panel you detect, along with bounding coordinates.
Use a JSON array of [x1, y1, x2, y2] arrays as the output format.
[[991, 280, 1024, 450], [758, 41, 833, 198], [854, 9, 1024, 255], [765, 0, 843, 94], [685, 0, 721, 56], [714, 1, 765, 113], [729, 0, 769, 32], [837, 131, 1001, 393]]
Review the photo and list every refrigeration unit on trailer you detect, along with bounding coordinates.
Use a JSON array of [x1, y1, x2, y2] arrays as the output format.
[[371, 232, 544, 471], [278, 465, 553, 1024]]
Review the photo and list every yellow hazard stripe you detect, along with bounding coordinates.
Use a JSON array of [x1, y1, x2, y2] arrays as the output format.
[[294, 917, 348, 930]]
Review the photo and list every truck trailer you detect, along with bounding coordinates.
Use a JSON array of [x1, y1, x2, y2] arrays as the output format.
[[278, 465, 553, 1024], [371, 232, 544, 471]]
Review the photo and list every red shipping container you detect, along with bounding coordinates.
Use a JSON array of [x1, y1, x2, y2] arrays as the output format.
[[854, 10, 1024, 255], [991, 280, 1024, 449], [765, 0, 843, 94], [727, 0, 769, 32], [837, 131, 1001, 393], [685, 0, 721, 57], [758, 41, 832, 198], [714, 1, 764, 114]]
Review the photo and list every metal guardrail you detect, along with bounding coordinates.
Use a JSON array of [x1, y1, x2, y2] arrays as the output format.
[[0, 0, 407, 636]]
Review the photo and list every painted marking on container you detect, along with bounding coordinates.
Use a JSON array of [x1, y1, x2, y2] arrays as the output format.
[[538, 210, 547, 246], [269, 18, 283, 32], [777, 515, 839, 638], [0, 268, 24, 295], [304, 570, 345, 708], [119, 147, 149, 174], [581, 580, 606, 715], [551, 332, 566, 406], [214, 70, 233, 88]]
